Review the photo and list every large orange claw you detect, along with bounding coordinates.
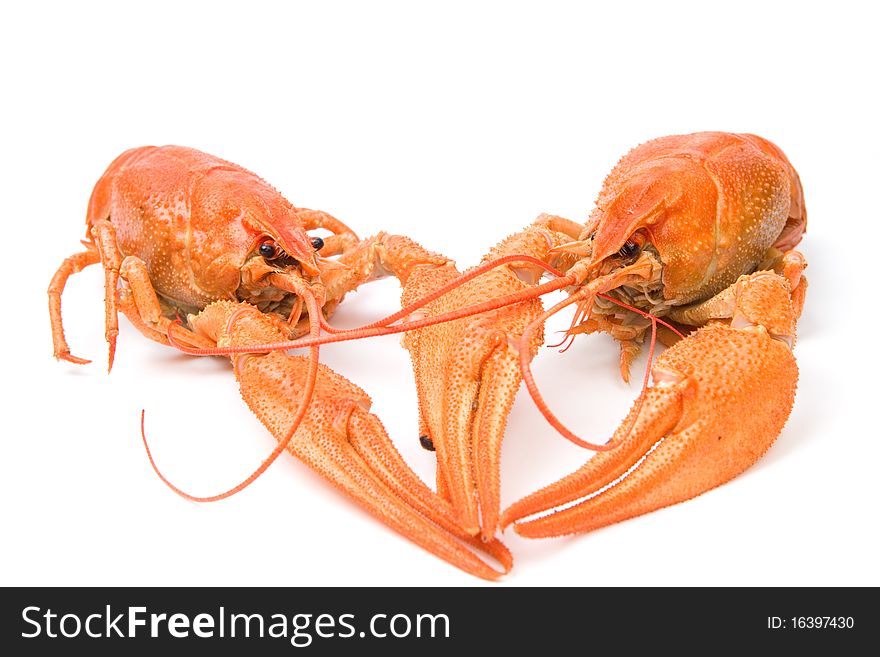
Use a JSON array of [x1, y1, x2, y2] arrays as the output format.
[[502, 271, 799, 537], [400, 216, 582, 539], [189, 301, 511, 580]]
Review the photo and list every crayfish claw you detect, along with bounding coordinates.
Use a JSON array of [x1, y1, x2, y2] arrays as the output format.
[[504, 273, 799, 538], [190, 301, 511, 579]]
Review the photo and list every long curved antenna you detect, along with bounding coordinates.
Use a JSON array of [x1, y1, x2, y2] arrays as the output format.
[[168, 259, 577, 357], [518, 289, 685, 451], [140, 290, 323, 502], [309, 254, 567, 336], [358, 255, 566, 330]]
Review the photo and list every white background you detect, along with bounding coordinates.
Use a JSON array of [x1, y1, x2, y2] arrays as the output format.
[[2, 1, 877, 587]]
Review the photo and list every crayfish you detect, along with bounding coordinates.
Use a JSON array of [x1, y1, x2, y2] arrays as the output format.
[[48, 145, 510, 578], [393, 132, 807, 540]]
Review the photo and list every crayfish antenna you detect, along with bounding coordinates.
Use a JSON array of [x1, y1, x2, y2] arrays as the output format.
[[140, 291, 323, 502], [165, 258, 576, 358], [518, 288, 623, 451], [546, 299, 591, 352], [518, 282, 685, 451], [360, 254, 567, 330]]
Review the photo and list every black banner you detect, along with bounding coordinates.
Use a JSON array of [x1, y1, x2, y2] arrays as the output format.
[[1, 587, 871, 654]]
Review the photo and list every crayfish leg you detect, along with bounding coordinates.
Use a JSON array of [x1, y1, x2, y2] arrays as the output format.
[[48, 247, 101, 364], [89, 220, 125, 372]]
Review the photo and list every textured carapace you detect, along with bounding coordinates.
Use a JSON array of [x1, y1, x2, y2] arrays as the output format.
[[582, 132, 806, 307], [87, 146, 326, 314], [49, 145, 364, 371]]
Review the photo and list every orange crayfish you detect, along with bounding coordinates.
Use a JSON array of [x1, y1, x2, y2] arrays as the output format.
[[392, 132, 808, 540], [48, 145, 513, 579]]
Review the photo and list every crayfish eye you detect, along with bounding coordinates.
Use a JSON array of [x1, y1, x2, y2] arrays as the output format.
[[310, 236, 325, 251], [259, 241, 278, 258], [617, 240, 639, 258]]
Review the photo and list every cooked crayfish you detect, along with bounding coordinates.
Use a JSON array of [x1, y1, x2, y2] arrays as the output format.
[[48, 146, 516, 576], [394, 132, 808, 539]]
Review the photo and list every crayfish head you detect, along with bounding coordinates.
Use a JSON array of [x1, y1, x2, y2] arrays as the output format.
[[236, 233, 328, 324], [559, 227, 664, 314], [548, 237, 667, 374]]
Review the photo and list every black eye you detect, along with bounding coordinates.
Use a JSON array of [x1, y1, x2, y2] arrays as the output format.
[[617, 240, 639, 258], [310, 236, 325, 251], [259, 242, 278, 258]]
